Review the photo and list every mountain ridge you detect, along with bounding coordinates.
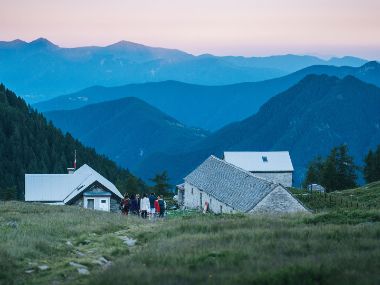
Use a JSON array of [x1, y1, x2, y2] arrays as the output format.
[[132, 74, 380, 184], [0, 38, 368, 102], [35, 61, 380, 131], [44, 96, 209, 172]]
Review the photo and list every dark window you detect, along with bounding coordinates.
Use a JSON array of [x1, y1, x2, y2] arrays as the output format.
[[101, 200, 106, 203], [262, 156, 268, 162], [210, 198, 212, 205], [220, 205, 223, 214], [191, 188, 194, 195]]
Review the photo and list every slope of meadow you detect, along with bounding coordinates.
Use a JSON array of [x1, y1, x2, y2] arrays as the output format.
[[1, 183, 380, 285]]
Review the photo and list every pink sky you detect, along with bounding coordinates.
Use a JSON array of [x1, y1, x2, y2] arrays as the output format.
[[1, 0, 380, 58]]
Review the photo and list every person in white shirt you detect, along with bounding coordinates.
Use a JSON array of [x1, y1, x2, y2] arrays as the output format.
[[140, 193, 150, 219]]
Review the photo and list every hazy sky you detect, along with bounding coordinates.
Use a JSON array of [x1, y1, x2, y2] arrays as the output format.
[[1, 0, 380, 58]]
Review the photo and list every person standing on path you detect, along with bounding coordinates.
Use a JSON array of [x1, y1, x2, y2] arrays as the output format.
[[158, 195, 166, 218], [122, 193, 130, 215], [149, 193, 157, 219], [130, 194, 139, 215], [140, 193, 150, 219], [154, 196, 160, 219]]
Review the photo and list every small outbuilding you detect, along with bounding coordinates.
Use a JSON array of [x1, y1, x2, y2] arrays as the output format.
[[178, 155, 307, 214], [307, 184, 326, 193], [223, 151, 294, 187], [25, 164, 123, 212]]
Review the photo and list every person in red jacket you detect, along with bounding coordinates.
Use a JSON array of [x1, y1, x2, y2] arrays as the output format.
[[154, 196, 161, 219]]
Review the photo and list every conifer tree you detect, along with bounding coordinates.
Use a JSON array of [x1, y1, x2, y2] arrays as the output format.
[[150, 171, 171, 195], [364, 145, 380, 183], [304, 145, 357, 192]]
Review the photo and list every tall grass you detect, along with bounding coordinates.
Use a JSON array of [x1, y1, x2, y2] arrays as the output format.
[[88, 211, 380, 285], [0, 201, 133, 285], [2, 182, 380, 285]]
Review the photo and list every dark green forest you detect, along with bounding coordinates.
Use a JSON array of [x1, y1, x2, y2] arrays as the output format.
[[303, 144, 380, 192], [0, 84, 146, 200]]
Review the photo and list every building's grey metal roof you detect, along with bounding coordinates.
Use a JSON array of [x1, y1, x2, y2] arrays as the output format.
[[25, 164, 123, 202], [184, 155, 280, 212], [223, 151, 294, 172]]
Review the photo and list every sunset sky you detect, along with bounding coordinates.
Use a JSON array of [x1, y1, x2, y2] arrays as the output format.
[[1, 0, 380, 58]]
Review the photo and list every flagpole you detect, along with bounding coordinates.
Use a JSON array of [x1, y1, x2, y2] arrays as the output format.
[[74, 149, 77, 170]]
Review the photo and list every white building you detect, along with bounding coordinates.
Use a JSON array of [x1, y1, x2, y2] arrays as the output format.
[[25, 164, 123, 212], [178, 156, 307, 214], [223, 151, 294, 187]]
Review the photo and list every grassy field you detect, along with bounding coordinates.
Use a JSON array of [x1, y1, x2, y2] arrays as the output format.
[[0, 202, 148, 285], [291, 181, 380, 211], [1, 183, 380, 285]]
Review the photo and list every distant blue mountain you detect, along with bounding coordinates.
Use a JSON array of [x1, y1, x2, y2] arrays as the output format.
[[44, 97, 208, 171], [133, 75, 380, 185], [0, 38, 368, 102], [35, 61, 380, 131]]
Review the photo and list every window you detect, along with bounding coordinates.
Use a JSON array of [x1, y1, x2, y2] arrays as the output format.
[[101, 200, 106, 203], [262, 156, 268, 162], [210, 198, 212, 205], [191, 188, 194, 195], [220, 205, 223, 214]]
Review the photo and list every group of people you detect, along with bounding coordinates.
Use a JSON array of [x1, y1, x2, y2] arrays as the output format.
[[120, 192, 166, 219]]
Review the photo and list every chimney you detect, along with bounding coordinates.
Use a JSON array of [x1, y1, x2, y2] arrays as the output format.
[[67, 168, 75, 174]]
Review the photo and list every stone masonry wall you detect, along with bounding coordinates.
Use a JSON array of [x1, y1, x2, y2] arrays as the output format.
[[183, 182, 235, 214], [252, 172, 293, 187], [250, 186, 308, 214]]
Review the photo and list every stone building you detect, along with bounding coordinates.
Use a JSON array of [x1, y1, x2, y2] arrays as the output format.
[[177, 156, 307, 214], [25, 164, 123, 212], [223, 151, 294, 187]]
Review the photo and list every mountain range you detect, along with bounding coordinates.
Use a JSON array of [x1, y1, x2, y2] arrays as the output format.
[[0, 38, 368, 103], [36, 61, 380, 131], [44, 97, 208, 171], [131, 75, 380, 185]]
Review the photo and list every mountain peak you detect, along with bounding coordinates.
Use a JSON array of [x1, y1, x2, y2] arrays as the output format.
[[362, 61, 380, 68], [106, 40, 145, 49], [29, 38, 58, 48], [0, 39, 27, 48]]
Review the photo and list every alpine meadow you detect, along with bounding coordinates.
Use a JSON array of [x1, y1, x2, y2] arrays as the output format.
[[1, 1, 380, 285]]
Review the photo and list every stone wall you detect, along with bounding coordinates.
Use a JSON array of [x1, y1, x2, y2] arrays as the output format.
[[250, 186, 308, 214], [252, 172, 293, 187], [183, 182, 235, 214]]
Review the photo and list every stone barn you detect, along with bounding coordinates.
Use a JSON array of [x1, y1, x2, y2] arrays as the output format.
[[178, 155, 307, 214], [25, 164, 123, 212], [223, 151, 294, 187]]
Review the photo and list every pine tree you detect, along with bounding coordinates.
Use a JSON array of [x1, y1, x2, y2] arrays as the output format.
[[150, 171, 171, 195], [364, 145, 380, 183], [303, 156, 324, 188], [304, 145, 357, 192]]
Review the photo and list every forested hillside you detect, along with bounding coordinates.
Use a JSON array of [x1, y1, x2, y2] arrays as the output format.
[[0, 84, 146, 199], [134, 75, 380, 184]]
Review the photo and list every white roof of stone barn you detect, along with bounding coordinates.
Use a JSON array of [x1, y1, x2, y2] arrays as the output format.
[[25, 164, 123, 202], [223, 151, 294, 172]]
